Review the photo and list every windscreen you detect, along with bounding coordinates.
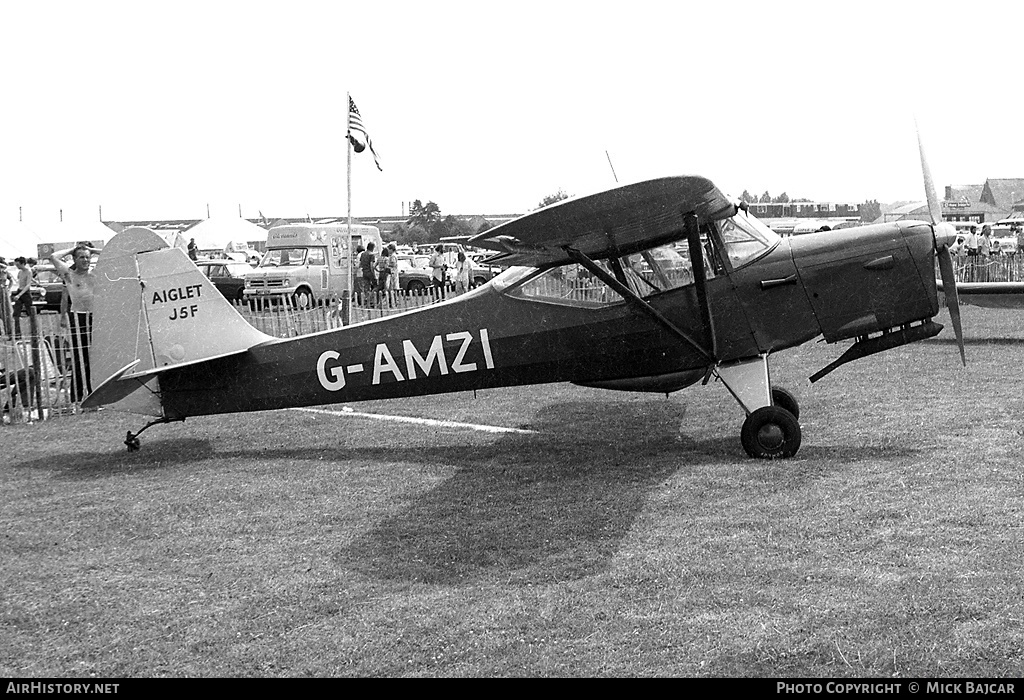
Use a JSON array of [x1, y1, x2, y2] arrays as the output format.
[[260, 248, 307, 267], [717, 212, 781, 269]]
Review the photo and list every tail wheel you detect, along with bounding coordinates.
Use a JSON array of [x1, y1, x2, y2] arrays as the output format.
[[771, 387, 799, 420], [741, 406, 801, 459]]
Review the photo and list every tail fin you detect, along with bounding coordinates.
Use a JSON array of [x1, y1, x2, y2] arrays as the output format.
[[85, 227, 272, 414]]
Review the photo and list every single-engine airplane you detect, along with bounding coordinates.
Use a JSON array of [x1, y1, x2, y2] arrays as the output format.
[[83, 139, 965, 459]]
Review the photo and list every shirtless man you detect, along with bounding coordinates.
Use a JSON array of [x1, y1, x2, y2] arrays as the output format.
[[49, 244, 102, 402]]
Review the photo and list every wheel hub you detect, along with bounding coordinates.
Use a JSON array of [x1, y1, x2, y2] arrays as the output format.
[[756, 423, 785, 450]]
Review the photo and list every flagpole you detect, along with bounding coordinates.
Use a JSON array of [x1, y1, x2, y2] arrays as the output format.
[[345, 91, 353, 324]]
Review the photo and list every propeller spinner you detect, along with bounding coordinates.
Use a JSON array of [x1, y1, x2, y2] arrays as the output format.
[[917, 126, 966, 366]]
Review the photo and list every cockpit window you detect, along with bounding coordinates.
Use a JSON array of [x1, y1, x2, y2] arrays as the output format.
[[621, 246, 693, 295], [507, 239, 718, 306], [510, 262, 624, 307], [716, 212, 780, 269], [503, 217, 752, 307]]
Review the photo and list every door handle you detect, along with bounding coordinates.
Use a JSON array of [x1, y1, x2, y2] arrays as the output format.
[[863, 255, 895, 270], [761, 274, 797, 289]]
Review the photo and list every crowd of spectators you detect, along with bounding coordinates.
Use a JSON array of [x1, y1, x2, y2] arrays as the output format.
[[1, 242, 100, 415]]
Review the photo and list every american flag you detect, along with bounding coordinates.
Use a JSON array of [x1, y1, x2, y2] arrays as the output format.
[[348, 96, 382, 171]]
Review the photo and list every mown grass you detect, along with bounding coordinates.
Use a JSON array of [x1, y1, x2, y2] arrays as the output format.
[[2, 305, 1023, 677]]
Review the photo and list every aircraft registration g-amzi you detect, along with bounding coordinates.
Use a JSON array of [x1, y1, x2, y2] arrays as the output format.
[[83, 144, 965, 459]]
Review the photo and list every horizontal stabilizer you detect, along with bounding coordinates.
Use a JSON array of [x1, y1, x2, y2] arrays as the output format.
[[81, 360, 162, 416]]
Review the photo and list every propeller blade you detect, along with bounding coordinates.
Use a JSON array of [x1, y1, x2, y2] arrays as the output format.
[[916, 121, 943, 226], [919, 119, 964, 365], [937, 245, 966, 366]]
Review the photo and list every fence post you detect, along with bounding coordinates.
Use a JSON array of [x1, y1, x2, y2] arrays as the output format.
[[1, 285, 12, 340], [28, 306, 45, 419], [1, 342, 13, 424]]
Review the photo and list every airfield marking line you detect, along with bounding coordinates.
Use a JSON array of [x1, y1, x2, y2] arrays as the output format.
[[291, 407, 538, 434]]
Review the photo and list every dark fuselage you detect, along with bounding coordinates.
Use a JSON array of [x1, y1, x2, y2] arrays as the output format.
[[156, 220, 939, 419]]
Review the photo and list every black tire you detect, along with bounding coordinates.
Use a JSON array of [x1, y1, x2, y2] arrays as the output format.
[[771, 387, 799, 420], [406, 280, 426, 292], [292, 288, 314, 309], [741, 406, 801, 459], [472, 276, 488, 287]]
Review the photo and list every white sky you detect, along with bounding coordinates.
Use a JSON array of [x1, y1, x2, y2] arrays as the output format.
[[2, 0, 1022, 227]]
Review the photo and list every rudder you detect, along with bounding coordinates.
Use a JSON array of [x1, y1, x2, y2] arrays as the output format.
[[88, 227, 272, 412]]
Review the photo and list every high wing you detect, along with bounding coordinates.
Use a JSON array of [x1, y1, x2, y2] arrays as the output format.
[[938, 280, 1024, 310], [469, 175, 737, 268]]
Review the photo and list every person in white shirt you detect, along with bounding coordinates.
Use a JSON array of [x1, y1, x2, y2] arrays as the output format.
[[965, 226, 979, 256], [454, 251, 471, 294]]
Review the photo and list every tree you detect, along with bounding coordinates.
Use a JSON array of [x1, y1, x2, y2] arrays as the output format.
[[389, 221, 428, 247], [859, 199, 882, 223], [759, 191, 772, 203], [740, 190, 755, 204], [536, 189, 571, 210], [772, 192, 790, 203], [408, 200, 441, 231], [431, 215, 475, 241]]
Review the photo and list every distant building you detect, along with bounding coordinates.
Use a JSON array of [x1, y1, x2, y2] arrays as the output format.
[[886, 180, 1021, 224], [748, 201, 862, 219], [979, 178, 1024, 213]]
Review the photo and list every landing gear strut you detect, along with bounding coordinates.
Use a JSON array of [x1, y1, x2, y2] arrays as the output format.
[[713, 355, 803, 459], [125, 416, 184, 451]]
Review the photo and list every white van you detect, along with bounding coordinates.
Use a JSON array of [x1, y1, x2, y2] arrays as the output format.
[[242, 223, 382, 307]]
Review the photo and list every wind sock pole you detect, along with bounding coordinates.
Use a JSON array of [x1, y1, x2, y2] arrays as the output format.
[[345, 91, 353, 324]]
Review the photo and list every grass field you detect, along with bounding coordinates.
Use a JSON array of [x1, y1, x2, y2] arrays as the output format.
[[2, 304, 1023, 677]]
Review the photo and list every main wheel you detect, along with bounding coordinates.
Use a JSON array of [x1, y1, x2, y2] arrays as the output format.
[[771, 387, 799, 420], [741, 406, 801, 459], [406, 280, 426, 292]]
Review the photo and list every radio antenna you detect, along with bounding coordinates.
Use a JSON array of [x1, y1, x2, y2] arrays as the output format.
[[605, 150, 619, 183]]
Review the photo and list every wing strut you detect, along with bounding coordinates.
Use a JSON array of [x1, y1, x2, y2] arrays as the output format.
[[563, 247, 716, 364], [683, 212, 718, 359]]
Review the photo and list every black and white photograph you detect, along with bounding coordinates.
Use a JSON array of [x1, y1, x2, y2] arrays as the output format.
[[2, 0, 1022, 682]]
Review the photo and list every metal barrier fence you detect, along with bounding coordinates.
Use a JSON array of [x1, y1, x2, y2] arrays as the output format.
[[236, 285, 452, 335], [1, 283, 462, 425], [1, 295, 83, 425], [949, 253, 1024, 282]]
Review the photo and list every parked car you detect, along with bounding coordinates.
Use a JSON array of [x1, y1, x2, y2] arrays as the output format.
[[27, 283, 46, 310], [468, 259, 500, 286], [30, 264, 65, 312], [396, 254, 497, 291], [194, 260, 254, 301], [991, 236, 1019, 255], [396, 254, 434, 292]]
